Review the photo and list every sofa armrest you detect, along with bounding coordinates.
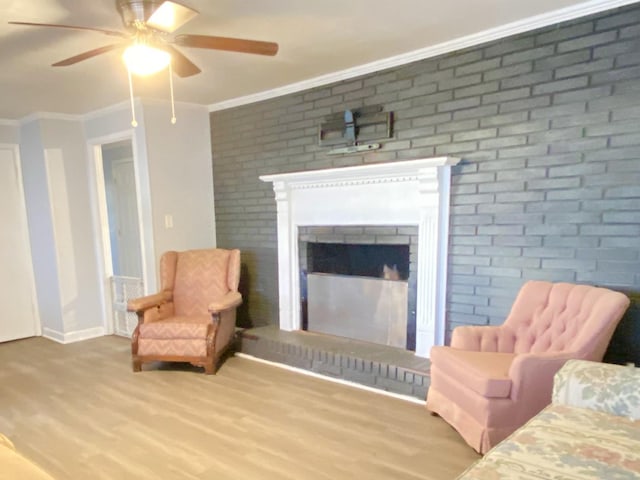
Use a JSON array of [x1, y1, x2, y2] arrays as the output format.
[[208, 291, 242, 314], [451, 325, 513, 352], [552, 359, 640, 419], [127, 291, 172, 313], [0, 433, 14, 450], [0, 433, 56, 480]]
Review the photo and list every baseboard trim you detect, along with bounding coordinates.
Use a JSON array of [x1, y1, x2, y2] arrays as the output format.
[[42, 326, 106, 344], [235, 352, 425, 405]]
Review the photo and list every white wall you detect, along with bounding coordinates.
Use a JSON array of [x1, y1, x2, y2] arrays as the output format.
[[40, 119, 104, 338], [141, 100, 216, 257], [19, 120, 64, 336], [82, 99, 217, 293], [5, 98, 216, 342], [0, 122, 20, 143]]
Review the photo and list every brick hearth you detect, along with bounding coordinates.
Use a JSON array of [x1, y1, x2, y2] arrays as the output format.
[[237, 325, 430, 399]]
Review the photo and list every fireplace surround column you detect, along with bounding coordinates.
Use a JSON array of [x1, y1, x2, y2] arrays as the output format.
[[260, 157, 460, 357]]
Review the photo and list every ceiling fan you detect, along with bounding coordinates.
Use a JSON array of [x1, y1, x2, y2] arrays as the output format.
[[8, 0, 279, 78]]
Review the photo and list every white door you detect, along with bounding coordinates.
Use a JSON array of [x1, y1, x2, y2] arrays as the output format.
[[0, 145, 40, 342], [109, 158, 143, 278]]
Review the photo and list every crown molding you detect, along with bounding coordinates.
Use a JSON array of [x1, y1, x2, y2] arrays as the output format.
[[82, 97, 208, 122], [209, 0, 639, 112], [81, 99, 132, 121], [139, 97, 209, 111], [0, 118, 19, 127], [12, 96, 208, 126], [20, 111, 82, 124]]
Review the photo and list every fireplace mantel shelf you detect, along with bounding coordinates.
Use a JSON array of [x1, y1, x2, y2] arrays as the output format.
[[261, 157, 461, 358], [259, 157, 460, 189]]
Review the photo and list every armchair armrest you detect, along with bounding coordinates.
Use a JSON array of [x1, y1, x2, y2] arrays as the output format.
[[451, 325, 514, 352], [208, 291, 242, 314], [127, 291, 172, 313], [509, 351, 576, 409], [552, 359, 640, 419]]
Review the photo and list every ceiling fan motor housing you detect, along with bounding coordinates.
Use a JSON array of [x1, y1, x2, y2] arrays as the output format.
[[116, 0, 165, 29]]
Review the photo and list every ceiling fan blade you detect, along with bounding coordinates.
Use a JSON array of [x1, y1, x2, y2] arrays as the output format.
[[147, 1, 198, 33], [52, 44, 124, 67], [8, 21, 126, 37], [174, 34, 278, 56], [166, 45, 201, 77]]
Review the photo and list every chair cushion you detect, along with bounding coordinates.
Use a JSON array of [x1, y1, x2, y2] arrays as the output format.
[[137, 338, 207, 357], [430, 346, 516, 398], [139, 316, 211, 340], [173, 249, 231, 316]]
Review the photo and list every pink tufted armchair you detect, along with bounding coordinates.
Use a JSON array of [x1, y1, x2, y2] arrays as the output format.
[[426, 281, 629, 454], [128, 248, 242, 374]]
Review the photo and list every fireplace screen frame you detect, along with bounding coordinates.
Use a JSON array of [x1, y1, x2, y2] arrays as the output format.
[[307, 272, 409, 348], [299, 225, 418, 350]]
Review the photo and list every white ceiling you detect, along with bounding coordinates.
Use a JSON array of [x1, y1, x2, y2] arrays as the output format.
[[0, 0, 635, 120]]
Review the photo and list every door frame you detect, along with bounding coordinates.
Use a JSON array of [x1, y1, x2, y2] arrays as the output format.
[[87, 131, 155, 335], [0, 143, 41, 339]]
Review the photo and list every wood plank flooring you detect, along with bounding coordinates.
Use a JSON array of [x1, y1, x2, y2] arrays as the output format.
[[0, 336, 479, 479]]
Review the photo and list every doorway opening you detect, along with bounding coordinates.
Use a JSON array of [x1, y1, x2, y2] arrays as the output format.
[[95, 138, 144, 337]]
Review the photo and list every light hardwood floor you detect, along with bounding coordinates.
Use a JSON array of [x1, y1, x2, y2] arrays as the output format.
[[0, 336, 479, 479]]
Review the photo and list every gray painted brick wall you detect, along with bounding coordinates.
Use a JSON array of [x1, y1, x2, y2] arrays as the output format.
[[211, 5, 640, 339]]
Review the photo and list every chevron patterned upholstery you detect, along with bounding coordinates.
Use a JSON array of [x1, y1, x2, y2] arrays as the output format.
[[128, 248, 242, 374], [173, 250, 231, 316], [138, 339, 207, 357], [139, 315, 210, 340]]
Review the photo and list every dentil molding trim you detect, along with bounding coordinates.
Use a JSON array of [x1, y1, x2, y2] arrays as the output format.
[[260, 157, 461, 190]]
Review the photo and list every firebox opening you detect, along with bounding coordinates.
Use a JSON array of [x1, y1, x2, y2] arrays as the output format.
[[301, 240, 413, 350], [307, 243, 410, 280]]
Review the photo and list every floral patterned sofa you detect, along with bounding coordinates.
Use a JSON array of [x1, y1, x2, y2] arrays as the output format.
[[0, 433, 55, 480], [458, 359, 640, 479]]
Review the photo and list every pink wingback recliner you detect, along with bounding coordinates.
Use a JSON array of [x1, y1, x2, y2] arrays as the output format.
[[128, 248, 242, 374], [426, 281, 630, 454]]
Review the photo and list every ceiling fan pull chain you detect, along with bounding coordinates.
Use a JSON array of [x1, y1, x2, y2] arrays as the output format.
[[169, 62, 177, 124], [127, 66, 138, 127]]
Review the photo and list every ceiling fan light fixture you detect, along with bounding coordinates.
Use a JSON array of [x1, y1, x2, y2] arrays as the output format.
[[122, 43, 170, 76]]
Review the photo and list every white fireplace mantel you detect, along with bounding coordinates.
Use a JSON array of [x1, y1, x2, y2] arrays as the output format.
[[260, 157, 460, 357]]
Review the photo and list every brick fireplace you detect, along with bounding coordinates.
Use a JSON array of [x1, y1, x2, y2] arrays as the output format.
[[260, 157, 460, 357]]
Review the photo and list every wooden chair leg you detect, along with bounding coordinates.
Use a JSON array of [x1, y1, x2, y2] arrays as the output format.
[[132, 359, 142, 372], [204, 358, 217, 375]]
